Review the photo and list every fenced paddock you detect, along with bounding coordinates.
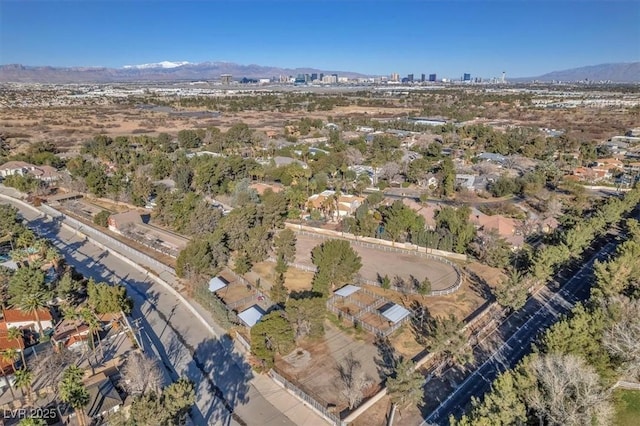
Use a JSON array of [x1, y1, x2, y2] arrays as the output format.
[[293, 232, 462, 297], [328, 286, 411, 337]]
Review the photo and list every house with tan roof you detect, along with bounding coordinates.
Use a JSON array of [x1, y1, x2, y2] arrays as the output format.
[[469, 209, 524, 248], [0, 161, 35, 177], [250, 182, 284, 195], [401, 199, 439, 230], [307, 190, 364, 219]]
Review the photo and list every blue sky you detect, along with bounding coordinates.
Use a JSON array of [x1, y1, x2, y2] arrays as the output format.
[[1, 1, 639, 78]]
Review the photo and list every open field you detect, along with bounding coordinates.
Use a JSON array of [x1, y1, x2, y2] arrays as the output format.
[[294, 233, 459, 291], [251, 261, 314, 293], [276, 321, 381, 416]]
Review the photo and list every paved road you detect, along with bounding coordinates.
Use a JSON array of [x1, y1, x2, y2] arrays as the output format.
[[0, 194, 315, 426], [421, 232, 627, 425]]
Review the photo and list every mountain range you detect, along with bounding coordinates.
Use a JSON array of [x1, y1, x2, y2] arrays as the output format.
[[0, 61, 638, 84], [0, 61, 368, 83], [518, 62, 640, 83]]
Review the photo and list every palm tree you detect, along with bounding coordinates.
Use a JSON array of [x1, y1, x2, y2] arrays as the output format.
[[7, 327, 26, 368], [1, 349, 18, 372], [13, 368, 33, 403], [60, 365, 89, 426], [15, 230, 35, 250], [45, 247, 62, 271], [0, 349, 17, 399], [81, 308, 104, 361], [0, 359, 16, 399], [15, 291, 50, 339]]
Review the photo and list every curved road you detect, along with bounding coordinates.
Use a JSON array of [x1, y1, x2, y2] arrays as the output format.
[[1, 190, 323, 426]]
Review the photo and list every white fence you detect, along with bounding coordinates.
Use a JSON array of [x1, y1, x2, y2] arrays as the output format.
[[39, 204, 177, 279], [268, 369, 342, 426]]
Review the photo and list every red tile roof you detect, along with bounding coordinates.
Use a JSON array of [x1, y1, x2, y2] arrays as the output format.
[[2, 308, 53, 323]]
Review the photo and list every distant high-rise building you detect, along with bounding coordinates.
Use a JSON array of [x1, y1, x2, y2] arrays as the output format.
[[407, 74, 414, 82], [319, 73, 324, 81], [429, 73, 437, 82], [220, 74, 233, 85], [501, 71, 506, 84], [311, 73, 318, 81], [463, 73, 471, 81], [421, 74, 426, 82], [390, 72, 400, 82]]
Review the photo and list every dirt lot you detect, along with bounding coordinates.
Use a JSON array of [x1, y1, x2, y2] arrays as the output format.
[[276, 321, 382, 416], [251, 261, 314, 293], [294, 234, 459, 291]]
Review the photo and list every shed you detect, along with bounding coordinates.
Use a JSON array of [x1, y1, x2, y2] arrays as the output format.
[[238, 305, 265, 328], [208, 276, 229, 293], [380, 304, 411, 324], [335, 285, 361, 297]]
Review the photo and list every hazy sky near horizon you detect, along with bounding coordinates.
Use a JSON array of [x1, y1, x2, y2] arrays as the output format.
[[1, 0, 639, 78]]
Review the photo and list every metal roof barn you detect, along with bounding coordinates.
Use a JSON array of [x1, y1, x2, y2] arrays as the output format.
[[335, 285, 361, 297], [381, 304, 411, 324], [208, 276, 229, 292], [238, 305, 266, 328]]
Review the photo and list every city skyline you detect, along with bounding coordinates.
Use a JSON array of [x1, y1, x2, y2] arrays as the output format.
[[1, 1, 639, 78]]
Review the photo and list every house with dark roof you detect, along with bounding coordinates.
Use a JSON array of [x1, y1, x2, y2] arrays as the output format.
[[84, 373, 124, 420]]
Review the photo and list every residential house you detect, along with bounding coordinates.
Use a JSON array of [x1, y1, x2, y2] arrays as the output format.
[[0, 161, 35, 177], [271, 156, 308, 169], [624, 161, 640, 174], [107, 211, 143, 234], [307, 190, 364, 219], [572, 167, 610, 182], [249, 182, 284, 195], [32, 165, 62, 182], [85, 373, 124, 419], [401, 199, 439, 229], [469, 209, 524, 248], [0, 322, 25, 369], [63, 372, 126, 425], [456, 174, 489, 191], [2, 308, 54, 334], [51, 318, 91, 352], [595, 158, 624, 171], [476, 152, 507, 164], [455, 174, 477, 191]]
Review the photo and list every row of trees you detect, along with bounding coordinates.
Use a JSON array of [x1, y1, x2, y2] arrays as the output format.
[[490, 185, 640, 312], [454, 215, 640, 426], [344, 199, 476, 254]]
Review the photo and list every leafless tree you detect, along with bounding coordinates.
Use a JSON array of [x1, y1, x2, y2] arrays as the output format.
[[344, 147, 364, 166], [527, 354, 613, 426], [337, 351, 372, 410], [603, 297, 640, 381], [31, 346, 79, 395], [380, 162, 401, 182], [121, 351, 163, 396]]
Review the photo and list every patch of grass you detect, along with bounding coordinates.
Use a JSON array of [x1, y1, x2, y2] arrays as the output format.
[[614, 389, 640, 426], [326, 313, 365, 340]]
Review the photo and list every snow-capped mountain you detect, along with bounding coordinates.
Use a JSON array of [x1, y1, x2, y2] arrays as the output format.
[[122, 61, 191, 69]]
